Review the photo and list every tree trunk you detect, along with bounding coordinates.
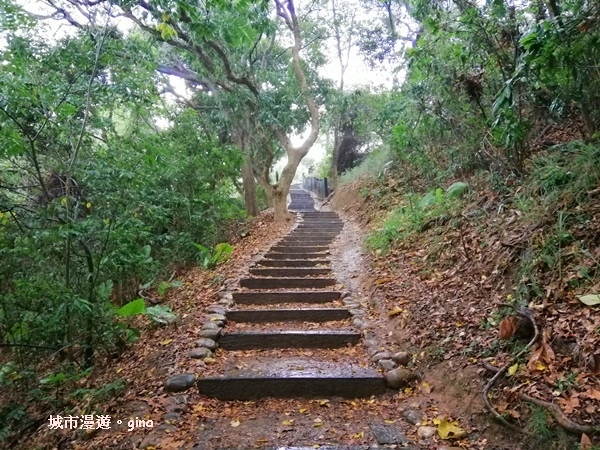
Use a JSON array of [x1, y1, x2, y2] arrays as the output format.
[[241, 152, 259, 216], [232, 127, 259, 217]]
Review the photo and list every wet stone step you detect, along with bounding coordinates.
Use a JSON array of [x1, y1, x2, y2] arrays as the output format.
[[270, 246, 329, 253], [219, 330, 360, 350], [196, 357, 385, 400], [264, 253, 332, 260], [240, 277, 336, 289], [255, 259, 329, 267], [233, 291, 341, 305], [249, 268, 331, 277], [278, 238, 334, 243], [226, 307, 350, 323]]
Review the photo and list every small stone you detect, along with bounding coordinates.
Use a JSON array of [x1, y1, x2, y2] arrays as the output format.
[[164, 374, 196, 393], [189, 348, 213, 359], [386, 368, 417, 389], [164, 412, 181, 421], [343, 299, 359, 307], [392, 351, 411, 366], [202, 321, 220, 331], [352, 318, 364, 328], [402, 409, 423, 426], [349, 308, 364, 316], [437, 446, 464, 450], [206, 305, 226, 315], [342, 291, 351, 298], [371, 351, 391, 362], [378, 359, 397, 371], [195, 338, 217, 350], [369, 423, 410, 445], [416, 426, 437, 439], [200, 328, 220, 340]]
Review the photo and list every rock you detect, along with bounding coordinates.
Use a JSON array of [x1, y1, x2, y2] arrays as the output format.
[[164, 395, 188, 413], [189, 348, 212, 359], [200, 328, 220, 340], [417, 426, 437, 439], [342, 291, 351, 298], [402, 409, 423, 426], [437, 446, 464, 450], [371, 351, 391, 362], [385, 368, 417, 389], [207, 313, 227, 322], [206, 305, 226, 315], [217, 291, 232, 300], [369, 423, 410, 445], [378, 359, 397, 371], [202, 321, 220, 331], [352, 318, 364, 328], [195, 338, 217, 350], [392, 351, 411, 366], [349, 308, 364, 316], [164, 412, 181, 421], [164, 374, 196, 393]]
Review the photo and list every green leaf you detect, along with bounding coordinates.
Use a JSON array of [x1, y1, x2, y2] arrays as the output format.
[[145, 305, 177, 325], [446, 182, 469, 198], [577, 294, 600, 306], [115, 298, 146, 317]]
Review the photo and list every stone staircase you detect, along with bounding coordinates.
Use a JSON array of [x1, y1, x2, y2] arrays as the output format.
[[196, 188, 386, 400]]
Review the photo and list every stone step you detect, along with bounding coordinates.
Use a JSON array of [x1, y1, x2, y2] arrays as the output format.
[[219, 330, 360, 350], [233, 291, 341, 304], [264, 253, 331, 260], [249, 268, 331, 277], [255, 259, 329, 267], [240, 277, 336, 289], [285, 234, 339, 239], [270, 246, 329, 253], [196, 357, 385, 400], [279, 238, 334, 243], [226, 307, 350, 323]]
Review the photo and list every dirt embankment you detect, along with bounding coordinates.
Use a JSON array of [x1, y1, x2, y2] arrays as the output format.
[[326, 174, 600, 449]]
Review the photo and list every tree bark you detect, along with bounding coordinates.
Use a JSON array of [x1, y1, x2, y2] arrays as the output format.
[[271, 0, 320, 220], [232, 126, 259, 216]]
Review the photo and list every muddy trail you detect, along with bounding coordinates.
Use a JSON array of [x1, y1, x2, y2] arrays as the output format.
[[28, 187, 526, 450]]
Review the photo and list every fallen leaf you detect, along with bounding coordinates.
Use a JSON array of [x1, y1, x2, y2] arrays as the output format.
[[281, 419, 294, 426], [433, 417, 467, 440], [161, 339, 173, 345], [313, 418, 323, 427], [299, 408, 307, 414], [388, 306, 404, 317], [499, 316, 517, 340], [508, 363, 519, 376], [230, 419, 240, 427], [581, 433, 592, 450], [577, 294, 600, 306]]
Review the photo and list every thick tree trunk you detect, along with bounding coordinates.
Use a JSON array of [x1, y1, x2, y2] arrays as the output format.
[[241, 152, 259, 216], [232, 127, 259, 217]]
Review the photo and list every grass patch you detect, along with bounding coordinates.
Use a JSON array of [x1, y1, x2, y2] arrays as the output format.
[[339, 145, 394, 184], [366, 184, 468, 252]]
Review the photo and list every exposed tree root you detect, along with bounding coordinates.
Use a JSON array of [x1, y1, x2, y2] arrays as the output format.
[[482, 307, 600, 435], [519, 393, 600, 435], [482, 306, 540, 434]]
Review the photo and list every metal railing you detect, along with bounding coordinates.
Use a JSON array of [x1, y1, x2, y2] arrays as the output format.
[[302, 175, 330, 198]]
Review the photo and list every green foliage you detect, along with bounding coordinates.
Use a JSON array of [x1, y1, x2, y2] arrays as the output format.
[[144, 305, 177, 325], [366, 183, 467, 252], [0, 21, 244, 394], [115, 299, 146, 317], [194, 242, 235, 269]]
